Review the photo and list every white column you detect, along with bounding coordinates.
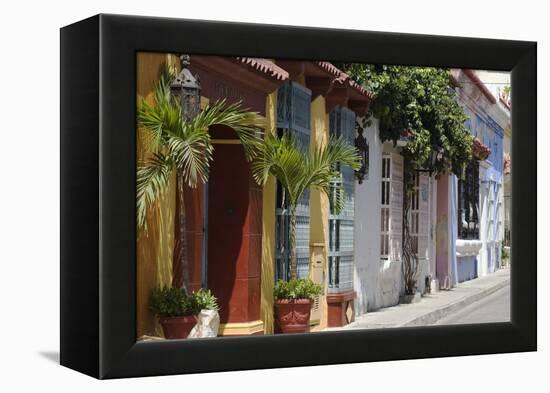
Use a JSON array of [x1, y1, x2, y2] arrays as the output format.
[[478, 160, 490, 277]]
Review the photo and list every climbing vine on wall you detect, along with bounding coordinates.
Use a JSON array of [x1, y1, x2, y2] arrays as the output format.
[[338, 64, 473, 175], [338, 64, 474, 294]]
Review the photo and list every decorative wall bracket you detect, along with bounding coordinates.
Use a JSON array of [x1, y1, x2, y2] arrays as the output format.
[[354, 122, 369, 183]]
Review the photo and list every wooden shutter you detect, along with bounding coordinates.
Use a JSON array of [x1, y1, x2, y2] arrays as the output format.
[[390, 153, 403, 262], [328, 106, 356, 292], [275, 81, 312, 279], [417, 173, 430, 260]]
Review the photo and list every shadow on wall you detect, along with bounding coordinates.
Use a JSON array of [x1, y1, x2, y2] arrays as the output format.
[[136, 52, 180, 339]]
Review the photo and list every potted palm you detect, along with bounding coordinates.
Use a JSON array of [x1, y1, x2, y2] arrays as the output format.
[[150, 287, 218, 339], [273, 278, 322, 333], [252, 133, 360, 333], [137, 68, 264, 292]]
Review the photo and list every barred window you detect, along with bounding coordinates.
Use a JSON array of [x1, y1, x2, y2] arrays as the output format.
[[458, 160, 480, 239]]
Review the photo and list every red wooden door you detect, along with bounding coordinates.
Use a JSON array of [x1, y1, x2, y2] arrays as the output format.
[[207, 126, 262, 325]]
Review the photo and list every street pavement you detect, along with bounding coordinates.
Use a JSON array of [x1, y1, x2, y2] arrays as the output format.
[[435, 284, 510, 325], [325, 268, 510, 331]]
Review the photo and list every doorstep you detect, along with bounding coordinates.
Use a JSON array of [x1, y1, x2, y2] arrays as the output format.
[[218, 320, 265, 336]]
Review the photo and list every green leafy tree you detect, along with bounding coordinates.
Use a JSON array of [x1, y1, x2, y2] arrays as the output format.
[[252, 133, 360, 279], [338, 64, 474, 294], [137, 73, 265, 291], [501, 85, 511, 100]]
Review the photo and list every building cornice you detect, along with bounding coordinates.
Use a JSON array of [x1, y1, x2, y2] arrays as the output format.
[[463, 69, 497, 104]]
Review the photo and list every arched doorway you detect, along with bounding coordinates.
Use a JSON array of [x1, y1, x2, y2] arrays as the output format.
[[206, 125, 263, 333]]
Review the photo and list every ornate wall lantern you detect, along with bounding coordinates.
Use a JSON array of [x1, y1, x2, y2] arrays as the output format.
[[415, 143, 442, 176], [354, 122, 369, 184], [170, 54, 201, 121], [169, 54, 203, 290]]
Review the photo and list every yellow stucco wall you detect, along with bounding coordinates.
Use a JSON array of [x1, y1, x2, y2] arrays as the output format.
[[136, 52, 180, 338], [260, 91, 278, 334], [308, 96, 330, 331], [136, 58, 331, 336]]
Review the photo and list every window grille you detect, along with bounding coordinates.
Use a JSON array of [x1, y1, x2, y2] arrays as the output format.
[[504, 194, 511, 247], [328, 106, 356, 293], [275, 81, 312, 281], [458, 160, 480, 239]]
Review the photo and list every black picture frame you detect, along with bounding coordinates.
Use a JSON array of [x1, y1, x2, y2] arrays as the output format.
[[60, 14, 536, 379]]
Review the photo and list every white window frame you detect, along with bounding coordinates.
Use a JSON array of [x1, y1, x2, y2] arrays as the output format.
[[409, 173, 420, 256], [381, 155, 391, 259]]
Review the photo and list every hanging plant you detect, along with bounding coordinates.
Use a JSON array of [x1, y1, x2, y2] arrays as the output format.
[[472, 137, 491, 161], [337, 64, 475, 295]]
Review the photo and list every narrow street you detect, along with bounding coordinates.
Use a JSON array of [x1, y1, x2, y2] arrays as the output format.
[[327, 269, 510, 331], [435, 284, 510, 325]]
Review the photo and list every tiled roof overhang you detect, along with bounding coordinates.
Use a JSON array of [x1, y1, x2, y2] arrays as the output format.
[[190, 55, 289, 94], [275, 59, 373, 116], [236, 57, 289, 82], [189, 56, 371, 116]]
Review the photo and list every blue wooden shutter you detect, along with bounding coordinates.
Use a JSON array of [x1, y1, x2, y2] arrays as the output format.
[[275, 81, 312, 280], [328, 106, 356, 293]]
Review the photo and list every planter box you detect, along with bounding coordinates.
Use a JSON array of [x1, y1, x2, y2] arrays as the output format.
[[326, 291, 356, 327]]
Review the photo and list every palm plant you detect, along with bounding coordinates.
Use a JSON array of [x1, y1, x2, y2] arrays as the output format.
[[252, 133, 361, 279], [137, 74, 265, 291]]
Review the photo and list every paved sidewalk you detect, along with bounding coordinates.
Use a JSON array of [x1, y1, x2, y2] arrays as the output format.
[[327, 268, 510, 331]]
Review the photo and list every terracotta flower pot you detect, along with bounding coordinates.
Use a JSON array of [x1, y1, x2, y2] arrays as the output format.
[[159, 315, 197, 339], [274, 298, 313, 334]]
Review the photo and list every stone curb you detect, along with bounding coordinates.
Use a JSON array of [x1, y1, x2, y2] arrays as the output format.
[[399, 277, 510, 327]]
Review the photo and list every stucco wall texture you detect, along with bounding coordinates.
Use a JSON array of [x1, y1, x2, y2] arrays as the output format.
[[354, 120, 403, 313]]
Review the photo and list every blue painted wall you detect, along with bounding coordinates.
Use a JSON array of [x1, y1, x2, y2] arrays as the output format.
[[466, 110, 504, 180], [454, 105, 504, 282], [457, 256, 478, 283]]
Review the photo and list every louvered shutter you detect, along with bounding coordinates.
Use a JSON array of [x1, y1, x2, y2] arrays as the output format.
[[275, 81, 312, 280], [417, 174, 430, 260], [328, 106, 356, 293], [390, 153, 403, 262]]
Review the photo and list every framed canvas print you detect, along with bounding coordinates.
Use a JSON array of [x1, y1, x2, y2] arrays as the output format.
[[60, 14, 536, 379]]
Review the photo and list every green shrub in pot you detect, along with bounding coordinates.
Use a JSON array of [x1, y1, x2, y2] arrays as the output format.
[[274, 278, 322, 300], [150, 287, 220, 339], [273, 278, 322, 334], [193, 288, 219, 311], [150, 286, 196, 317]]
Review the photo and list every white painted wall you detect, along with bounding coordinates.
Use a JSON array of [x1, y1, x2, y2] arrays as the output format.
[[354, 119, 403, 314], [354, 119, 382, 315], [478, 161, 490, 277]]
